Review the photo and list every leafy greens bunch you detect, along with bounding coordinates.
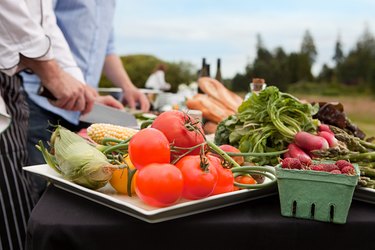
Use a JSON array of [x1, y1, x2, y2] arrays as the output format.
[[214, 86, 319, 165]]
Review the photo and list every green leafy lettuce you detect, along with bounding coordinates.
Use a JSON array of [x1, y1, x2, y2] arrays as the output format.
[[214, 86, 319, 165]]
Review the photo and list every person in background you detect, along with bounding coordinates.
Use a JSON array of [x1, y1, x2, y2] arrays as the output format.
[[145, 63, 172, 91], [0, 1, 97, 249], [22, 0, 151, 200]]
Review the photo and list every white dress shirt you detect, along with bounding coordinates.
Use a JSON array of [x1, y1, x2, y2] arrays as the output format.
[[0, 0, 84, 132]]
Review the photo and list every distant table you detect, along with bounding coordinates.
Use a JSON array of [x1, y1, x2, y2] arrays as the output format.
[[26, 185, 375, 250]]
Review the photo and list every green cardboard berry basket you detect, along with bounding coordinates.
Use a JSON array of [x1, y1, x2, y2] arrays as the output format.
[[275, 162, 360, 224]]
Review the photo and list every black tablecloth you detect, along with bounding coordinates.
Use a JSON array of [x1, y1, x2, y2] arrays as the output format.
[[26, 185, 375, 250]]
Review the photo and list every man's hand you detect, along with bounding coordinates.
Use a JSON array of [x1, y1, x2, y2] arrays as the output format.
[[96, 95, 124, 110], [21, 57, 95, 114], [47, 71, 96, 115], [122, 86, 150, 112], [84, 85, 124, 110]]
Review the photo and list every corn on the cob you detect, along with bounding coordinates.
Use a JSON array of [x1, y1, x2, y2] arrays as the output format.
[[37, 125, 119, 189], [87, 123, 138, 144]]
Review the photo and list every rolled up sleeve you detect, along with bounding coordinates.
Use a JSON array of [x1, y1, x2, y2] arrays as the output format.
[[0, 0, 53, 76]]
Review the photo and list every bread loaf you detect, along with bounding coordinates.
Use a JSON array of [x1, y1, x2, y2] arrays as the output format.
[[198, 77, 243, 112], [186, 94, 234, 123]]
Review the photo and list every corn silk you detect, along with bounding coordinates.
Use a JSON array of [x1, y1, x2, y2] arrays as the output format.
[[37, 125, 118, 189]]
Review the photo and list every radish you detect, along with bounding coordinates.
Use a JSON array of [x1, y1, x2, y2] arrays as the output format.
[[294, 131, 329, 152], [318, 124, 334, 134], [287, 143, 311, 163], [283, 151, 291, 159], [318, 131, 338, 147]]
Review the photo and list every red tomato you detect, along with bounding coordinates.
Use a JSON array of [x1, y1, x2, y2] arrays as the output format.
[[210, 156, 234, 195], [135, 163, 183, 207], [233, 175, 257, 191], [175, 155, 218, 200], [151, 110, 205, 158], [129, 128, 170, 170], [219, 144, 245, 166]]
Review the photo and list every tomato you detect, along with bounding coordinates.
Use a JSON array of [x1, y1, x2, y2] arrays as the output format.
[[109, 156, 136, 195], [233, 175, 257, 191], [129, 128, 170, 170], [175, 155, 218, 200], [151, 110, 205, 158], [219, 144, 245, 166], [135, 163, 183, 207], [210, 156, 234, 195]]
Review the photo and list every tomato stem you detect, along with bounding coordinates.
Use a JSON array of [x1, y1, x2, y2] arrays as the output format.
[[199, 144, 210, 172], [206, 141, 242, 169], [171, 142, 207, 165], [183, 113, 206, 141]]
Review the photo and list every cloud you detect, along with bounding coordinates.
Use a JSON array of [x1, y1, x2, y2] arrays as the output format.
[[114, 1, 375, 78]]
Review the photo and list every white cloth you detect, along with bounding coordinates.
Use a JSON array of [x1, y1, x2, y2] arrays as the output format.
[[145, 70, 171, 91], [0, 0, 85, 131], [0, 96, 11, 134]]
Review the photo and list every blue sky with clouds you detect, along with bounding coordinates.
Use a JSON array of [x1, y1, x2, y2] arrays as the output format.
[[113, 0, 375, 79]]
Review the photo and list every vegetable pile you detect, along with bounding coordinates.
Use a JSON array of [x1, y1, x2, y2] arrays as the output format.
[[38, 110, 285, 208], [215, 86, 319, 165]]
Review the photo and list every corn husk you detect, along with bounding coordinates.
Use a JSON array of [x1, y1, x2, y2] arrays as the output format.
[[37, 125, 118, 189]]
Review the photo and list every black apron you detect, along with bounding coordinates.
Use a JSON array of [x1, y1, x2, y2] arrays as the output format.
[[0, 72, 35, 250]]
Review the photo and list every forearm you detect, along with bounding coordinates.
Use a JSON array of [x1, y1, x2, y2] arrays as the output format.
[[20, 56, 61, 85], [102, 54, 136, 91]]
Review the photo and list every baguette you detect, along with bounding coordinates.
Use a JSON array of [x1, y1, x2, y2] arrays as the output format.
[[186, 94, 234, 123], [198, 77, 243, 112]]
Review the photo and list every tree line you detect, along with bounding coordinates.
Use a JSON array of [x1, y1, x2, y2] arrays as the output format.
[[231, 26, 375, 94], [100, 25, 375, 95]]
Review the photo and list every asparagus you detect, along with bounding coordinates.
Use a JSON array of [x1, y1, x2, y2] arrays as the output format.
[[329, 125, 375, 152]]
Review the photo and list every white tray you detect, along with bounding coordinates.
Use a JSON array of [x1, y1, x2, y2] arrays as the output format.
[[24, 164, 277, 223]]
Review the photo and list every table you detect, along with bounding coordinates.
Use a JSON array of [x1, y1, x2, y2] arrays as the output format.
[[26, 185, 375, 250]]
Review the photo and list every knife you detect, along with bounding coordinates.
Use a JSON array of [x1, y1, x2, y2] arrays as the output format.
[[79, 102, 139, 128], [38, 85, 139, 128]]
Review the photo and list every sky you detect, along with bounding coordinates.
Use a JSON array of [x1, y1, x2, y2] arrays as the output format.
[[113, 0, 375, 79]]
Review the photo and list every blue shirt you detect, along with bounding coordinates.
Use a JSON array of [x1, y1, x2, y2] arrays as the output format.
[[22, 0, 116, 125]]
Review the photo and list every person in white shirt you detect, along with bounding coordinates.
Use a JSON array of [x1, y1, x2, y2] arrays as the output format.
[[0, 1, 97, 249], [145, 64, 171, 91]]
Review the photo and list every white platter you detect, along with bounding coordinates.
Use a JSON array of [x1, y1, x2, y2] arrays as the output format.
[[24, 164, 277, 223]]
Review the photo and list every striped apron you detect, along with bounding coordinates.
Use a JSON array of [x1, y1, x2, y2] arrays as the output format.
[[0, 72, 35, 250]]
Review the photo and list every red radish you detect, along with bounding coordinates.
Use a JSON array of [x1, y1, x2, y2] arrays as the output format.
[[318, 124, 334, 134], [287, 143, 311, 163], [318, 131, 338, 147], [294, 131, 329, 152], [283, 151, 291, 159]]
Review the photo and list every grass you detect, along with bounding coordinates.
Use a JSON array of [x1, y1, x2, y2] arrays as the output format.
[[292, 94, 375, 138]]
